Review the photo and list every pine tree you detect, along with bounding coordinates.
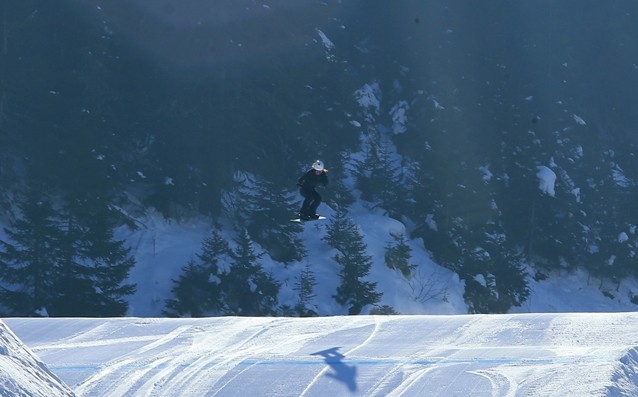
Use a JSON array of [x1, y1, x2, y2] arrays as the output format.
[[0, 191, 135, 317], [384, 232, 416, 278], [401, 159, 435, 225], [164, 260, 216, 317], [325, 210, 382, 314], [76, 204, 136, 316], [293, 263, 318, 317], [226, 172, 306, 264], [420, 163, 531, 313], [0, 192, 62, 316], [462, 221, 529, 314], [198, 229, 233, 274], [325, 152, 355, 211], [355, 130, 405, 217], [579, 147, 638, 284], [164, 229, 232, 317], [45, 212, 86, 316], [221, 229, 280, 315], [47, 197, 136, 317]]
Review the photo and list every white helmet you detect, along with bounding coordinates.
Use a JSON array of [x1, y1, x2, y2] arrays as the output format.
[[311, 160, 324, 171]]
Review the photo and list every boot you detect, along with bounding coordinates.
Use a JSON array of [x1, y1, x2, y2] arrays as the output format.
[[298, 212, 311, 221]]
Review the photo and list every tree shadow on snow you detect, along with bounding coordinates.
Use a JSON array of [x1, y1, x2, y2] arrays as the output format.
[[310, 347, 357, 392]]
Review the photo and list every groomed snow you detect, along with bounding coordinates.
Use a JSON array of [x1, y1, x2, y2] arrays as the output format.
[[4, 313, 638, 396]]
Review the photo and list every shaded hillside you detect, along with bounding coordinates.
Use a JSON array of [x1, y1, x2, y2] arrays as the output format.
[[2, 1, 638, 314]]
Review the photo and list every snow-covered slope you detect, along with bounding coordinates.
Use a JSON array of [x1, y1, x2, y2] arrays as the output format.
[[118, 207, 638, 317], [116, 206, 471, 317], [5, 313, 638, 396], [0, 321, 74, 397]]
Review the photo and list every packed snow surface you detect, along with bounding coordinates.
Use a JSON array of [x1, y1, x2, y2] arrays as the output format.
[[4, 313, 638, 396]]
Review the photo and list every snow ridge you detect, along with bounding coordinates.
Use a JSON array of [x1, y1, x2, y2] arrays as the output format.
[[0, 320, 75, 397], [608, 347, 638, 396]]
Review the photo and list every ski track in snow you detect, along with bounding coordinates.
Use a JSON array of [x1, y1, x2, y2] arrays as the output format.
[[5, 313, 638, 396], [300, 316, 384, 396]]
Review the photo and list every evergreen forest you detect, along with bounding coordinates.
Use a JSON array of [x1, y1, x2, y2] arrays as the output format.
[[2, 1, 638, 316]]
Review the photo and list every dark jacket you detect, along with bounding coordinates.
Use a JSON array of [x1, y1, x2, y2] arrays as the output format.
[[297, 169, 328, 191]]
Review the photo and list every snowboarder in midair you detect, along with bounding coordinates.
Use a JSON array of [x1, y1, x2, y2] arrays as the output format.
[[297, 160, 328, 220]]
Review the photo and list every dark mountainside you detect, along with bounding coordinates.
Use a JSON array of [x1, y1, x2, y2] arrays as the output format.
[[1, 1, 638, 315]]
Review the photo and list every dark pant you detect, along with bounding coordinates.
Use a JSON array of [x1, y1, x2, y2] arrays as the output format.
[[299, 188, 321, 216]]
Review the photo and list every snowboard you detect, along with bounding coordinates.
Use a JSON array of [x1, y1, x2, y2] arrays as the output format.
[[290, 215, 326, 223]]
